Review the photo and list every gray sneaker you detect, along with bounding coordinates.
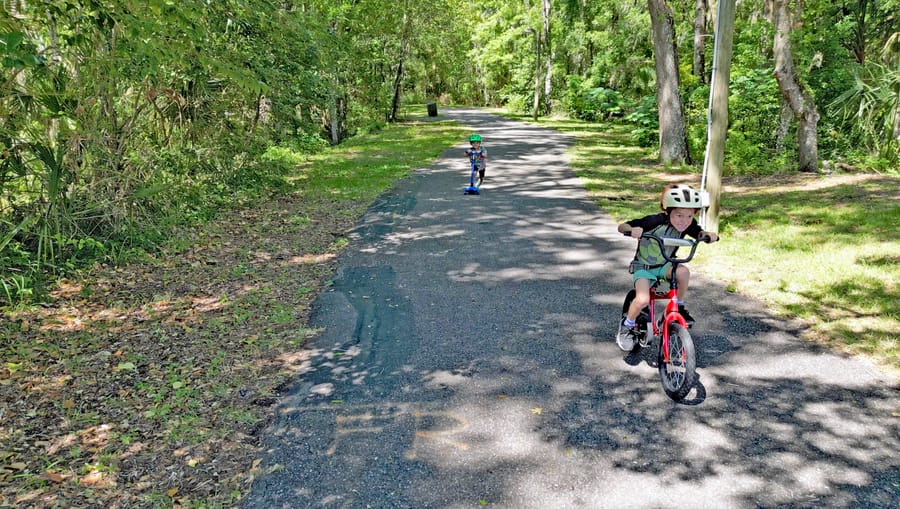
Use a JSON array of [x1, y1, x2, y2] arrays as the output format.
[[616, 320, 636, 351]]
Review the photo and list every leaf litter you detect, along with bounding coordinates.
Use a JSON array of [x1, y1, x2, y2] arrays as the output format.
[[1, 194, 359, 508]]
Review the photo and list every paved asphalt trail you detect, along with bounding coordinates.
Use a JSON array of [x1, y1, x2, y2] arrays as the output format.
[[244, 109, 899, 508]]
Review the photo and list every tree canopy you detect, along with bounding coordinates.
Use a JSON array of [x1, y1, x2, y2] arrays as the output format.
[[2, 0, 898, 301]]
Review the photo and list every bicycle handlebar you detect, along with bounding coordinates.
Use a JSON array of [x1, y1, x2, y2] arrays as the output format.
[[622, 231, 709, 264]]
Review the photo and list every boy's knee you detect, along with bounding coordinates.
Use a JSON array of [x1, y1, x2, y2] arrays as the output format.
[[632, 294, 650, 308]]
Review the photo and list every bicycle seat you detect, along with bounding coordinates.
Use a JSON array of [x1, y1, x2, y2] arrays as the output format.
[[650, 280, 671, 296]]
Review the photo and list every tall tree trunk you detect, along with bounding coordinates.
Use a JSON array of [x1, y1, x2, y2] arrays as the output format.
[[389, 12, 410, 122], [329, 83, 341, 145], [531, 30, 541, 121], [648, 0, 691, 164], [850, 0, 868, 64], [389, 58, 404, 122], [542, 0, 552, 115], [693, 0, 708, 83], [772, 0, 819, 172], [701, 0, 736, 234]]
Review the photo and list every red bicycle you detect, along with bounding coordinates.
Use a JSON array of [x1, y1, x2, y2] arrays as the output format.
[[621, 232, 709, 400]]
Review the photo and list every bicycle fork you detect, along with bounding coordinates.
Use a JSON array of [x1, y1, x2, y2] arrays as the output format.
[[660, 301, 689, 364], [657, 261, 688, 365]]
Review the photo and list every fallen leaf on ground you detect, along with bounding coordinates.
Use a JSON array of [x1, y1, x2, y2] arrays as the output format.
[[42, 471, 67, 483], [80, 470, 116, 488]]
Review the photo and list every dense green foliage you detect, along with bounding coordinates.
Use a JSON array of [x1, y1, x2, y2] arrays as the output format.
[[0, 0, 471, 303], [2, 0, 898, 303], [465, 0, 898, 172]]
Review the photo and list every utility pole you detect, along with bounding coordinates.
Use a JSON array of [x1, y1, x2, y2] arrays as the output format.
[[701, 0, 736, 232]]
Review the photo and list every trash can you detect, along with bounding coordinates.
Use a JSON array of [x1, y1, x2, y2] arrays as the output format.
[[426, 102, 438, 117]]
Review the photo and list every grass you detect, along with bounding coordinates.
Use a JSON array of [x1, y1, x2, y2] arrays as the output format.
[[510, 113, 899, 377], [703, 179, 899, 370], [290, 119, 466, 204]]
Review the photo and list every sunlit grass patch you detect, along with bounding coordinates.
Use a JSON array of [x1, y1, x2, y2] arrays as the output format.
[[697, 196, 898, 376], [294, 120, 467, 203]]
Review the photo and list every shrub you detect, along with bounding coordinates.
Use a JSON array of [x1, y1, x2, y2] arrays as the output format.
[[563, 75, 625, 121], [624, 95, 658, 147], [501, 93, 528, 115]]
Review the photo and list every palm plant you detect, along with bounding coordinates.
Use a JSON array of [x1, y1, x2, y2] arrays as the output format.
[[830, 61, 900, 167]]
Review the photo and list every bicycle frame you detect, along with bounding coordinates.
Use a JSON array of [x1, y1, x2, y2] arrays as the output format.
[[629, 234, 700, 361], [645, 265, 689, 364]]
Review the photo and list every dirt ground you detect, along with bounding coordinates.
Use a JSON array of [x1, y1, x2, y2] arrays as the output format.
[[1, 194, 356, 508]]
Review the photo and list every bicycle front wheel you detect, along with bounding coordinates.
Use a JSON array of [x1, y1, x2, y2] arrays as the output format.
[[658, 322, 696, 400]]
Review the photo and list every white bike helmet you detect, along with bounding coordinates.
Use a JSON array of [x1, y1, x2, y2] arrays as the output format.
[[661, 184, 703, 209]]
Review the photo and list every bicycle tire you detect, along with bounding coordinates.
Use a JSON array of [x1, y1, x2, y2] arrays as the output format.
[[658, 322, 696, 400]]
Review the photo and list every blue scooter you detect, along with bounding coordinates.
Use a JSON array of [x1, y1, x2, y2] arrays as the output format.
[[464, 149, 481, 195]]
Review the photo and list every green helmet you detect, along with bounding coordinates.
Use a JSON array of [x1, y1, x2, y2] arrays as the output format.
[[469, 134, 482, 142]]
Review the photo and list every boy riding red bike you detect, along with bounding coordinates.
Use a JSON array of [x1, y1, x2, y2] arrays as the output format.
[[616, 184, 719, 352]]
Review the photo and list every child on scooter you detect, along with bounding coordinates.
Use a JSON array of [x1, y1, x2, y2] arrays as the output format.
[[464, 134, 487, 187]]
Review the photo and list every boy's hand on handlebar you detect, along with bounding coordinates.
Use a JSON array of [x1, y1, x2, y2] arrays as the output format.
[[699, 231, 719, 243], [617, 223, 642, 239]]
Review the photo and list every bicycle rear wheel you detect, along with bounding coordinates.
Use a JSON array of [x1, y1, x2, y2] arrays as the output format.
[[658, 322, 696, 400]]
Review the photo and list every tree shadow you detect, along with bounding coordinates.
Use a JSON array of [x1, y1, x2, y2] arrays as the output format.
[[544, 374, 899, 507]]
